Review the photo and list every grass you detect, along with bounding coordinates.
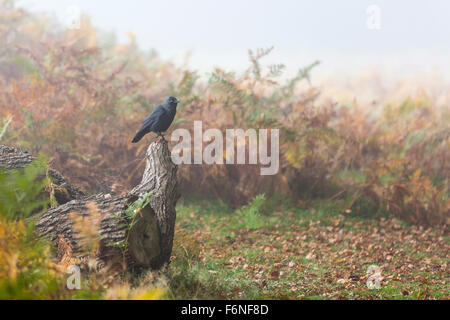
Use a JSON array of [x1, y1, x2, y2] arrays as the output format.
[[167, 195, 449, 300]]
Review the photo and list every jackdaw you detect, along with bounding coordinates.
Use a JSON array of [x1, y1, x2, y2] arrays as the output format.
[[132, 96, 180, 143]]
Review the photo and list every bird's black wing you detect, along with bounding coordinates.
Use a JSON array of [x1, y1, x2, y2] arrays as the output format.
[[132, 105, 167, 143], [142, 105, 167, 131]]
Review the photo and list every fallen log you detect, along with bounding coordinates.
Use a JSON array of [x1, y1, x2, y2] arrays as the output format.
[[0, 145, 33, 169], [35, 140, 179, 270], [0, 145, 85, 204]]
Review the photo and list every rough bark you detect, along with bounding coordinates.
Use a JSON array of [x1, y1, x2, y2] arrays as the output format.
[[0, 145, 85, 204], [130, 139, 179, 265], [35, 140, 179, 270], [0, 145, 33, 169]]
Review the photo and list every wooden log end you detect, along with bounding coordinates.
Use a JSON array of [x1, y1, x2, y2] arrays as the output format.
[[127, 205, 161, 267]]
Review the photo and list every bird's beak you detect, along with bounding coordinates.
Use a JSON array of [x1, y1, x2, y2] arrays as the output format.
[[176, 99, 181, 104]]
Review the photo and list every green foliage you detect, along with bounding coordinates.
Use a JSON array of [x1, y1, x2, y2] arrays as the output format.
[[0, 155, 67, 299], [111, 192, 152, 250], [0, 155, 49, 220], [125, 192, 152, 228], [0, 217, 68, 300], [13, 55, 40, 75], [235, 194, 266, 230], [209, 49, 320, 128]]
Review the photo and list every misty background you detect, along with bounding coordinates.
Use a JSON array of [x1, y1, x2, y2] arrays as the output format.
[[16, 0, 450, 102]]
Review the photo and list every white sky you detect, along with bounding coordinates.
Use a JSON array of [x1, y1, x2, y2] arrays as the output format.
[[16, 0, 450, 81]]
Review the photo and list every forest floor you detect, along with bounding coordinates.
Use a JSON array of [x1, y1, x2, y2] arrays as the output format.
[[167, 197, 449, 300]]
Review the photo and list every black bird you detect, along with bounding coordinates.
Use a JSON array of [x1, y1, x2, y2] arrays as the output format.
[[132, 96, 180, 143]]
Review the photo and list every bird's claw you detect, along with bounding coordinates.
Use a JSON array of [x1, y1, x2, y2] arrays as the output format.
[[156, 133, 167, 143]]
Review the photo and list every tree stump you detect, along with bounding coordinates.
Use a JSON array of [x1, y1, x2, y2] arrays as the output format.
[[35, 140, 179, 270]]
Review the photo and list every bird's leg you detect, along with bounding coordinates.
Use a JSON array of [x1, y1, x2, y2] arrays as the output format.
[[156, 132, 167, 142]]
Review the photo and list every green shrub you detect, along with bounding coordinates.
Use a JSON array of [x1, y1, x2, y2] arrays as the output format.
[[0, 156, 49, 220], [235, 194, 266, 230]]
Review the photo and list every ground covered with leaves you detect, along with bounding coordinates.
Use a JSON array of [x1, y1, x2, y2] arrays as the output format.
[[170, 197, 449, 300]]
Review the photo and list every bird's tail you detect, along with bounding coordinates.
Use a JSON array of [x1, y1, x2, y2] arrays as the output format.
[[131, 130, 145, 143]]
